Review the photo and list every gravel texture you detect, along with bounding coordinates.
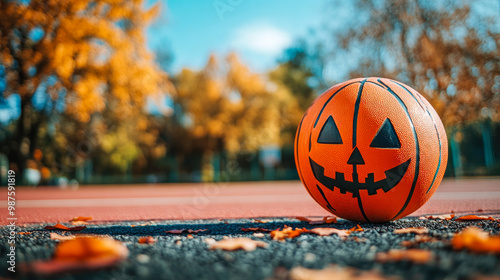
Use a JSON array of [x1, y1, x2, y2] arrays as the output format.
[[1, 216, 499, 280]]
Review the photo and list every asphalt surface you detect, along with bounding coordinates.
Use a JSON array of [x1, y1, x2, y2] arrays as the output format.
[[3, 178, 500, 224], [1, 217, 500, 280]]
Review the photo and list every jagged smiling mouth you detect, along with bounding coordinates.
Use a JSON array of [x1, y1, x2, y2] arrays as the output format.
[[309, 158, 411, 198]]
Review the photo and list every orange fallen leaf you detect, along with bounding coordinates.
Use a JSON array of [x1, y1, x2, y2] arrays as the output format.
[[241, 228, 272, 232], [308, 228, 350, 238], [31, 236, 128, 274], [376, 249, 433, 264], [349, 224, 364, 232], [210, 237, 268, 251], [295, 216, 337, 225], [455, 215, 496, 221], [253, 219, 271, 223], [287, 265, 395, 280], [295, 216, 311, 222], [394, 227, 429, 234], [452, 227, 500, 253], [69, 216, 93, 222], [50, 233, 76, 241], [424, 214, 455, 220], [164, 229, 207, 234], [18, 232, 32, 235], [44, 223, 86, 231], [270, 226, 308, 241], [70, 221, 89, 226], [138, 236, 156, 244]]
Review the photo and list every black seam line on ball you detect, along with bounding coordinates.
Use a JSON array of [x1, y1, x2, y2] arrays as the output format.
[[352, 79, 367, 148], [378, 79, 420, 220], [366, 80, 386, 89], [352, 79, 369, 222], [313, 81, 360, 128], [392, 80, 443, 194], [316, 184, 336, 212], [296, 111, 322, 205]]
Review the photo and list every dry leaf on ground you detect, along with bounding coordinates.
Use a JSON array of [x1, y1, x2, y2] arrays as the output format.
[[349, 224, 364, 232], [376, 249, 433, 264], [164, 229, 207, 234], [270, 226, 308, 241], [394, 227, 429, 234], [50, 233, 76, 241], [423, 214, 455, 220], [452, 227, 500, 253], [204, 238, 216, 245], [31, 236, 128, 274], [138, 236, 156, 244], [296, 216, 337, 225], [455, 215, 496, 221], [209, 237, 268, 251], [253, 219, 272, 223], [308, 228, 350, 238], [283, 265, 397, 280], [241, 228, 272, 232], [44, 223, 86, 231], [69, 216, 93, 222]]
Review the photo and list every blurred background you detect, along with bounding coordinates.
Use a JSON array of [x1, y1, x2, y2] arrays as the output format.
[[0, 0, 499, 186]]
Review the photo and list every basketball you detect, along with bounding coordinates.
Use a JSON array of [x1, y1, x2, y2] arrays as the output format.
[[295, 77, 448, 222]]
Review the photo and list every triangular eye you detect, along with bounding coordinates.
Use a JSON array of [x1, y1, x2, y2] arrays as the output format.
[[370, 118, 401, 148], [318, 116, 342, 144]]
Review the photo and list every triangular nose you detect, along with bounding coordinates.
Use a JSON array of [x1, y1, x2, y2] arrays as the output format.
[[347, 147, 365, 165]]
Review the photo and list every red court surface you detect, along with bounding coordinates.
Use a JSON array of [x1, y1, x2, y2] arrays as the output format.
[[2, 178, 500, 224]]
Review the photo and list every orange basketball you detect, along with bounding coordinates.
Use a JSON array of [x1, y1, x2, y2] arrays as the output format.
[[295, 77, 448, 222]]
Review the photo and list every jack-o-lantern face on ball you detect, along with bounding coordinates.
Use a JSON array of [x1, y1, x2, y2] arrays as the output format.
[[295, 78, 448, 223]]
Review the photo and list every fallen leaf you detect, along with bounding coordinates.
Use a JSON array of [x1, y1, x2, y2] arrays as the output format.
[[253, 219, 272, 223], [164, 229, 207, 234], [295, 216, 337, 225], [349, 224, 364, 232], [70, 221, 89, 226], [18, 232, 32, 235], [270, 226, 308, 241], [44, 223, 86, 231], [376, 249, 433, 264], [50, 233, 76, 241], [455, 215, 496, 221], [452, 227, 500, 253], [424, 214, 455, 220], [210, 237, 268, 251], [241, 227, 272, 232], [138, 236, 156, 244], [187, 234, 193, 239], [394, 227, 429, 234], [69, 216, 93, 222], [295, 216, 311, 222], [284, 265, 396, 280], [204, 238, 216, 245], [308, 228, 350, 238], [31, 236, 128, 274]]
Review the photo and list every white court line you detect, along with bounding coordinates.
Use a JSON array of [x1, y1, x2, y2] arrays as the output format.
[[1, 191, 499, 208]]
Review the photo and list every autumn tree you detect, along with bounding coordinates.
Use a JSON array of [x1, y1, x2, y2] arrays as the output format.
[[325, 0, 499, 126], [173, 53, 301, 178], [0, 0, 169, 180]]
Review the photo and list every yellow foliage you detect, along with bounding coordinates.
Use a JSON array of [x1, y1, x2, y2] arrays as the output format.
[[175, 53, 302, 153]]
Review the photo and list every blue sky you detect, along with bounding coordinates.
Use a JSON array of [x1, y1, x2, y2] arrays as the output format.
[[146, 0, 331, 72]]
